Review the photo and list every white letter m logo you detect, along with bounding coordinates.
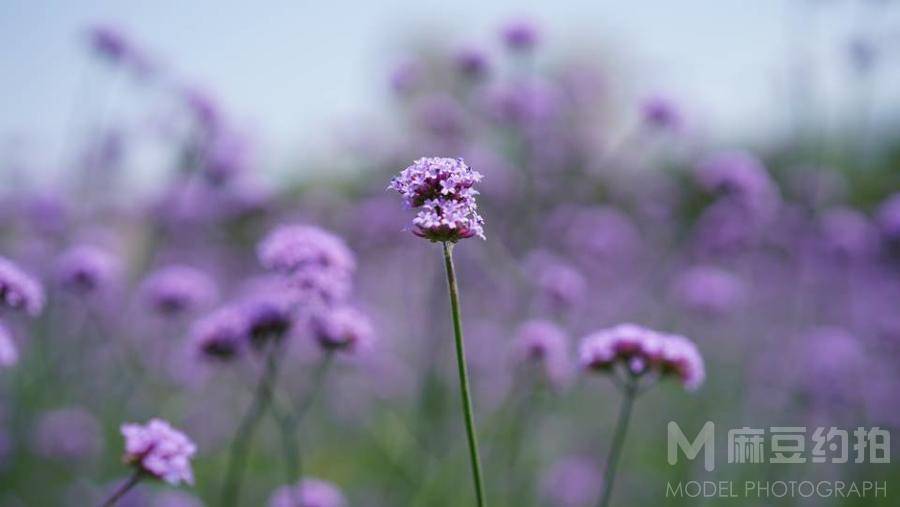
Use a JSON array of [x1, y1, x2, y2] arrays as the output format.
[[668, 421, 715, 472]]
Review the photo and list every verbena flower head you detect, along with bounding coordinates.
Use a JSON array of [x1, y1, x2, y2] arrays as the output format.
[[579, 324, 705, 391], [190, 307, 247, 361], [512, 320, 571, 387], [268, 477, 347, 507], [311, 306, 375, 354], [454, 46, 490, 79], [55, 245, 119, 294], [819, 207, 879, 260], [640, 94, 682, 131], [34, 407, 103, 461], [258, 225, 356, 304], [0, 256, 45, 316], [0, 321, 17, 368], [671, 265, 744, 317], [526, 252, 587, 310], [141, 266, 216, 317], [88, 24, 129, 62], [121, 418, 196, 486], [501, 18, 540, 51], [240, 294, 294, 349], [876, 192, 900, 242], [389, 157, 485, 242]]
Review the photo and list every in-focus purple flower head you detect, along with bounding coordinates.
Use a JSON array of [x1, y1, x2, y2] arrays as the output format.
[[33, 407, 103, 461], [512, 320, 571, 388], [268, 477, 347, 507], [671, 265, 744, 317], [141, 265, 217, 317], [311, 306, 375, 354], [121, 418, 196, 486], [500, 18, 540, 51], [55, 245, 119, 295], [0, 256, 45, 317], [388, 157, 485, 242], [640, 94, 682, 131], [190, 306, 247, 362], [257, 225, 356, 305], [0, 321, 17, 368], [579, 324, 705, 391]]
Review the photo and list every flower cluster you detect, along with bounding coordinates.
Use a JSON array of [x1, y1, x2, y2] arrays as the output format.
[[268, 477, 347, 507], [579, 324, 705, 391], [311, 306, 375, 354], [512, 320, 570, 387], [257, 225, 356, 304], [671, 265, 744, 317], [141, 266, 217, 317], [121, 419, 196, 485], [55, 245, 119, 294], [389, 157, 485, 242], [190, 306, 247, 361], [0, 256, 45, 316]]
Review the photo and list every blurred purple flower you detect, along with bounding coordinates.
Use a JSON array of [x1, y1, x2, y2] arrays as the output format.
[[55, 245, 119, 295], [33, 407, 103, 460], [540, 455, 602, 507], [694, 151, 779, 216], [580, 324, 705, 391], [389, 59, 423, 96], [141, 266, 217, 317], [671, 265, 744, 317], [640, 94, 682, 131], [0, 256, 44, 316], [549, 206, 641, 267], [876, 192, 900, 243], [500, 18, 540, 51], [512, 320, 571, 388], [190, 307, 247, 362], [257, 225, 356, 304], [311, 306, 375, 354], [182, 87, 222, 133], [414, 95, 468, 141], [0, 321, 17, 368], [268, 477, 346, 507], [241, 294, 294, 349], [201, 130, 252, 185], [88, 24, 129, 62], [121, 418, 196, 486], [389, 157, 485, 242], [484, 80, 561, 127], [526, 253, 587, 311], [454, 46, 490, 79], [818, 207, 880, 260]]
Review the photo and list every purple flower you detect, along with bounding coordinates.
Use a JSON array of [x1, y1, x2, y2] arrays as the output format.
[[512, 320, 571, 387], [388, 157, 485, 242], [414, 95, 468, 140], [182, 86, 222, 133], [484, 80, 562, 127], [694, 151, 779, 215], [55, 245, 119, 294], [201, 130, 252, 185], [0, 321, 17, 368], [454, 47, 490, 79], [500, 18, 540, 51], [671, 265, 744, 317], [640, 94, 682, 131], [33, 407, 103, 460], [190, 307, 246, 361], [579, 324, 705, 391], [876, 192, 900, 242], [0, 256, 45, 316], [241, 294, 294, 349], [257, 225, 356, 304], [268, 477, 347, 507], [525, 252, 587, 310], [311, 306, 375, 354], [88, 24, 129, 62], [818, 207, 880, 260], [540, 455, 602, 507], [389, 59, 423, 96], [141, 266, 217, 317], [121, 418, 196, 485]]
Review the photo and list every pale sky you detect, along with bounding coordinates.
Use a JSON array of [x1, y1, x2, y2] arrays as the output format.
[[2, 0, 898, 177]]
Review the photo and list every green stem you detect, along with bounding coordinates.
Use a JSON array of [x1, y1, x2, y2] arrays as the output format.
[[221, 341, 283, 507], [100, 470, 142, 507], [597, 382, 637, 507], [441, 241, 488, 507]]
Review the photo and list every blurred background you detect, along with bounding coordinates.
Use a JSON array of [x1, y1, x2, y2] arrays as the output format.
[[1, 0, 899, 506]]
